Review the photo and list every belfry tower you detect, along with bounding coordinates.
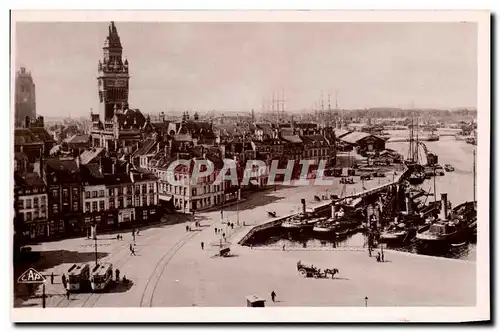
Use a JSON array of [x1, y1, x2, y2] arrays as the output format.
[[97, 21, 129, 122]]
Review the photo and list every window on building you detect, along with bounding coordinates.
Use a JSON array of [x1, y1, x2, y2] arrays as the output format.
[[63, 189, 69, 199], [52, 204, 59, 213], [149, 183, 154, 193], [41, 196, 46, 207], [52, 189, 58, 197], [95, 216, 101, 224], [99, 201, 105, 211], [109, 199, 114, 209], [92, 191, 97, 198], [33, 188, 38, 194], [99, 190, 105, 197], [141, 196, 146, 206], [149, 195, 154, 205], [126, 197, 132, 207], [26, 212, 32, 221], [142, 184, 147, 193], [135, 186, 140, 194], [135, 197, 140, 206], [25, 199, 31, 209], [127, 186, 133, 194], [85, 191, 90, 199], [34, 210, 39, 220], [183, 187, 187, 196], [92, 201, 97, 211], [192, 188, 196, 196], [108, 188, 114, 196], [118, 198, 123, 209], [118, 187, 123, 195], [85, 202, 90, 212], [33, 197, 39, 208], [73, 201, 79, 211], [143, 210, 148, 219]]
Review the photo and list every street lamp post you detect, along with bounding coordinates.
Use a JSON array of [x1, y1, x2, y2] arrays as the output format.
[[236, 188, 240, 226], [92, 222, 98, 266]]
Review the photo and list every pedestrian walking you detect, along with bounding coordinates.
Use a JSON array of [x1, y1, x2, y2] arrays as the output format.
[[66, 289, 70, 300], [381, 252, 385, 262], [116, 234, 120, 240], [214, 227, 218, 234], [186, 225, 189, 232], [282, 244, 286, 251], [115, 269, 120, 282], [201, 241, 204, 250], [130, 244, 136, 256], [231, 223, 234, 229], [61, 274, 67, 288], [376, 252, 381, 262], [271, 291, 276, 302], [50, 272, 54, 284], [137, 229, 140, 235]]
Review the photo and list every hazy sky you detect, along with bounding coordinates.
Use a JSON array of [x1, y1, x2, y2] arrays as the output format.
[[14, 22, 477, 117]]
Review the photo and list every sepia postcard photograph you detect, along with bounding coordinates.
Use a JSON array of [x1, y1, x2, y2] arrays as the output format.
[[9, 10, 490, 323]]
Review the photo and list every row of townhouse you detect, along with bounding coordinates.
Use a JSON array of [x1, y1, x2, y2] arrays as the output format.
[[13, 156, 159, 242]]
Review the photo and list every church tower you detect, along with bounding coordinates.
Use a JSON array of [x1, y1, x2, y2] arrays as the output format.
[[15, 67, 36, 127], [97, 21, 129, 122]]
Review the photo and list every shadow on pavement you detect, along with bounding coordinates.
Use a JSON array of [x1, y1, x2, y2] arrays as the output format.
[[14, 249, 110, 303], [105, 280, 134, 294]]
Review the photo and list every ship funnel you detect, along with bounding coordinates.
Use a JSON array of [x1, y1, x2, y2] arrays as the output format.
[[301, 198, 306, 214], [331, 204, 336, 220], [405, 193, 412, 214], [440, 193, 448, 220]]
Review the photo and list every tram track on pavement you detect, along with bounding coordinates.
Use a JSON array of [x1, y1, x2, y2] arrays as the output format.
[[54, 225, 176, 308], [139, 231, 200, 307]]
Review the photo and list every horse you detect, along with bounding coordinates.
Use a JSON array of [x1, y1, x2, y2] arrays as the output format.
[[325, 268, 340, 278]]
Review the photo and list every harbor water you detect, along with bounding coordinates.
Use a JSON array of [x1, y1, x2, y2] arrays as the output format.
[[245, 136, 477, 261]]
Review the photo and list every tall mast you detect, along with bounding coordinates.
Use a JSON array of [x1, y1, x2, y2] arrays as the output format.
[[272, 93, 276, 124], [321, 90, 325, 123], [473, 149, 476, 203], [328, 94, 332, 126], [281, 90, 285, 123]]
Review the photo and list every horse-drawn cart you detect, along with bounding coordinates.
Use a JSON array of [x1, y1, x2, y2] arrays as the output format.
[[219, 247, 231, 257], [296, 261, 339, 279]]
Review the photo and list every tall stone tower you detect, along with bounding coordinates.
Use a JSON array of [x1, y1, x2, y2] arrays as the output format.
[[15, 67, 36, 127], [97, 21, 129, 122]]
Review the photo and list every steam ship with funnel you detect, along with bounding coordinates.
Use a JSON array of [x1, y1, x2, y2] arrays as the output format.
[[281, 199, 326, 230], [416, 148, 477, 245], [416, 194, 476, 244], [312, 203, 361, 237]]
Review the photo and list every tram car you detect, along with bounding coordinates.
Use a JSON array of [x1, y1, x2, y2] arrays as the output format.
[[66, 263, 91, 292], [91, 263, 114, 292]]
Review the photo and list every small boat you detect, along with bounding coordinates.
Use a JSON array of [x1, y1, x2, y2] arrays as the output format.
[[282, 214, 325, 230], [427, 134, 440, 141], [379, 223, 409, 242], [408, 171, 426, 185], [466, 137, 477, 145], [415, 202, 476, 245], [444, 164, 455, 172], [313, 217, 361, 236]]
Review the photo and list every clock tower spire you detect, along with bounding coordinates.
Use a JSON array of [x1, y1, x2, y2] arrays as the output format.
[[97, 21, 129, 121]]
